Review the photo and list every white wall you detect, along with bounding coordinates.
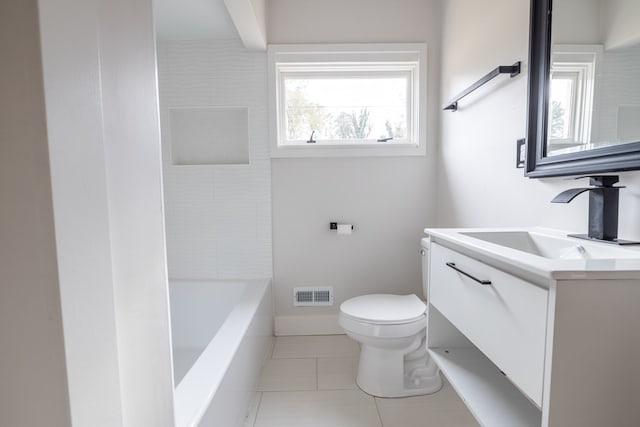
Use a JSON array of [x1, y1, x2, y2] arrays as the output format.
[[437, 0, 640, 239], [552, 0, 640, 49], [601, 0, 640, 49], [0, 0, 175, 425], [0, 2, 71, 425], [37, 0, 126, 423], [92, 0, 175, 423], [268, 0, 442, 335], [158, 39, 272, 280], [552, 0, 601, 44]]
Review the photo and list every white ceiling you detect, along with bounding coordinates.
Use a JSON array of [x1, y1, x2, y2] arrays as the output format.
[[154, 0, 239, 41]]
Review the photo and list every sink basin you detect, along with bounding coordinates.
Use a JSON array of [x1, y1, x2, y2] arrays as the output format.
[[426, 227, 640, 283], [461, 231, 638, 260]]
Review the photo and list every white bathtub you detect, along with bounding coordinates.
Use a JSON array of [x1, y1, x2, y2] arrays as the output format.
[[170, 279, 273, 427]]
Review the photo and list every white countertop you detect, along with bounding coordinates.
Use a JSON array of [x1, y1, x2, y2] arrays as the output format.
[[424, 227, 640, 283]]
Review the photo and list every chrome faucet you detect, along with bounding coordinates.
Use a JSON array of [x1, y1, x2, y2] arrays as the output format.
[[551, 175, 623, 242]]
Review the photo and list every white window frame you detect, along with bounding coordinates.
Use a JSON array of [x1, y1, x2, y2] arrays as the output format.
[[548, 45, 602, 153], [268, 44, 427, 158]]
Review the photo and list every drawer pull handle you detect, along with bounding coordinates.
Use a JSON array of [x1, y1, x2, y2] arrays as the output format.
[[446, 262, 492, 285]]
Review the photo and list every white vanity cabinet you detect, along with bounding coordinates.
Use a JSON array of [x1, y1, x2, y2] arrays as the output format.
[[429, 243, 547, 407], [425, 229, 640, 427]]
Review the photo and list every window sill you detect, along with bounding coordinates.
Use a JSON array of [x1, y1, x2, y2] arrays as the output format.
[[270, 143, 426, 158]]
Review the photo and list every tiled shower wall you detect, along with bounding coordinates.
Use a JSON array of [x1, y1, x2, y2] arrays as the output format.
[[597, 44, 640, 143], [157, 39, 272, 279]]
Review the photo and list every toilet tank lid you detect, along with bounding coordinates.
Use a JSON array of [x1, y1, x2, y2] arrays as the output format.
[[340, 294, 426, 324]]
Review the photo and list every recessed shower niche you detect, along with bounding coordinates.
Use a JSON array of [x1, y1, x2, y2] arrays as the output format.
[[169, 106, 249, 165]]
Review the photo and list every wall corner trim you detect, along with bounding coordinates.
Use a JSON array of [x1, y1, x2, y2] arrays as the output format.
[[223, 0, 267, 51]]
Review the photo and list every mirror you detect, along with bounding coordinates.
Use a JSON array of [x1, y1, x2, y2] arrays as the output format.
[[526, 0, 640, 177]]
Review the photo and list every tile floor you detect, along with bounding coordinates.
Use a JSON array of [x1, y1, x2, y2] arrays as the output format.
[[244, 335, 480, 427]]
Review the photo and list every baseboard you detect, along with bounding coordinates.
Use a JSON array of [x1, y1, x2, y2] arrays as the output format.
[[275, 314, 343, 336]]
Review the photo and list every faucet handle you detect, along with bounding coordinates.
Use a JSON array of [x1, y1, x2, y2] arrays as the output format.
[[573, 175, 620, 187]]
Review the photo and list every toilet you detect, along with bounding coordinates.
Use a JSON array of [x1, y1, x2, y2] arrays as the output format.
[[338, 239, 442, 398]]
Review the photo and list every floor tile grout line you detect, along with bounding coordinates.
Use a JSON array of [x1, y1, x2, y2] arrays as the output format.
[[269, 335, 360, 359]]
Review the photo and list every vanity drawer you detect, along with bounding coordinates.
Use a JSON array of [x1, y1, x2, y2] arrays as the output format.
[[429, 243, 548, 406]]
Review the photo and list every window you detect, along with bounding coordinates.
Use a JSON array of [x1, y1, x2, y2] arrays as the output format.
[[547, 45, 602, 156], [268, 44, 427, 157], [549, 72, 578, 140]]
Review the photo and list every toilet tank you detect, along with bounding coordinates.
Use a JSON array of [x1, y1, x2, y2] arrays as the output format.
[[420, 238, 430, 298]]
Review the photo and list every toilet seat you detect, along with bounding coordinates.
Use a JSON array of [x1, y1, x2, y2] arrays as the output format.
[[340, 294, 426, 325]]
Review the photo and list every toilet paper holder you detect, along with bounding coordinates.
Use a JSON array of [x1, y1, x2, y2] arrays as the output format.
[[330, 222, 354, 231]]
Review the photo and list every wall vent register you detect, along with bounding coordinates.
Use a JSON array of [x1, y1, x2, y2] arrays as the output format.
[[293, 287, 334, 306]]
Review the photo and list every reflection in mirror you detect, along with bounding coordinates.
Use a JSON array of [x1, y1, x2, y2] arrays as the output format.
[[547, 0, 640, 157], [548, 45, 600, 155]]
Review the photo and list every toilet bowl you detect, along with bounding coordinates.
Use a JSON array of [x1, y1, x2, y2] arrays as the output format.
[[339, 293, 442, 398], [338, 238, 441, 398]]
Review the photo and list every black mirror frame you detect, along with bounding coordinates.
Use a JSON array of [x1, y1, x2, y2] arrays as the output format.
[[525, 0, 640, 178]]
